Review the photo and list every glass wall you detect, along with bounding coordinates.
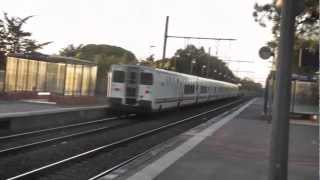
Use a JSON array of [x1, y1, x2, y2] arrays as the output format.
[[0, 70, 4, 92], [73, 65, 83, 96], [16, 59, 28, 91], [5, 58, 18, 91], [0, 57, 5, 92], [46, 62, 59, 93], [26, 60, 38, 91], [81, 66, 90, 95], [3, 56, 97, 96], [56, 64, 66, 94], [89, 66, 97, 95], [37, 61, 47, 91], [64, 64, 75, 95]]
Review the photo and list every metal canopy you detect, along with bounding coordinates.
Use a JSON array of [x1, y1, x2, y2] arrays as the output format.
[[7, 53, 96, 66]]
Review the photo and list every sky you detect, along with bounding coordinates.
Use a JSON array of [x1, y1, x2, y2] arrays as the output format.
[[1, 0, 274, 85]]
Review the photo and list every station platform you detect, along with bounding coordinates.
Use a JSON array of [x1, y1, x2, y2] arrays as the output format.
[[0, 99, 109, 119], [0, 98, 110, 132], [107, 98, 319, 180]]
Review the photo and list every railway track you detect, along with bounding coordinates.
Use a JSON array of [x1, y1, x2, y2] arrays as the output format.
[[5, 98, 246, 180], [0, 114, 136, 155]]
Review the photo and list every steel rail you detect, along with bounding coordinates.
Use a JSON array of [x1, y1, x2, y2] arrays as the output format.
[[0, 114, 135, 140], [7, 98, 245, 180], [0, 117, 136, 155], [88, 99, 244, 180], [0, 116, 117, 140]]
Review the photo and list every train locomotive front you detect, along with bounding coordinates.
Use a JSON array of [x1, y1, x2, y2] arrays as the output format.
[[107, 65, 155, 113]]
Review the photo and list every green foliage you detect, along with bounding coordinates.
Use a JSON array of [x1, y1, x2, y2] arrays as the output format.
[[150, 45, 237, 83], [0, 13, 51, 53], [253, 0, 319, 38], [253, 1, 319, 74], [173, 45, 236, 83], [152, 58, 175, 71], [59, 44, 83, 57], [139, 55, 156, 67], [239, 77, 263, 95]]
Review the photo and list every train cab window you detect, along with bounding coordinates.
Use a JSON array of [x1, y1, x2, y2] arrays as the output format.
[[200, 86, 207, 93], [140, 72, 153, 85], [184, 84, 195, 94], [128, 72, 137, 84], [112, 70, 125, 83]]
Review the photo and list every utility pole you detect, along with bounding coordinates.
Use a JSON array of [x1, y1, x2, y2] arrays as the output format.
[[161, 16, 236, 73], [162, 16, 169, 60], [268, 0, 301, 180], [206, 47, 211, 77]]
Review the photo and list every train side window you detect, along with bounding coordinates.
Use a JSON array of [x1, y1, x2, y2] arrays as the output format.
[[200, 86, 207, 94], [140, 72, 153, 85], [184, 84, 195, 94], [112, 70, 125, 83]]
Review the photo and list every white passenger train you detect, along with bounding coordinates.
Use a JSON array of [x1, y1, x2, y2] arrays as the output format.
[[107, 64, 239, 113]]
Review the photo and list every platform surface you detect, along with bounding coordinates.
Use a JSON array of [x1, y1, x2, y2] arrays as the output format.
[[0, 99, 109, 119], [116, 98, 318, 180]]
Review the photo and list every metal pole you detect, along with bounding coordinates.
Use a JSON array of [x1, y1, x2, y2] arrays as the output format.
[[268, 0, 296, 180], [207, 47, 211, 78], [162, 16, 169, 60], [264, 74, 270, 115]]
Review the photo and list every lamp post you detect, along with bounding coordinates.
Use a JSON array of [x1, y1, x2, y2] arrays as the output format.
[[202, 65, 206, 76], [190, 59, 196, 75]]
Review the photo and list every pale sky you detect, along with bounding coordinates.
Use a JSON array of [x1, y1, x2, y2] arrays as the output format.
[[2, 0, 274, 85]]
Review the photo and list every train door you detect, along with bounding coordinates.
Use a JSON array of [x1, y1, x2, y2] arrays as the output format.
[[195, 80, 199, 104], [176, 78, 183, 108], [125, 67, 140, 105], [106, 72, 112, 97]]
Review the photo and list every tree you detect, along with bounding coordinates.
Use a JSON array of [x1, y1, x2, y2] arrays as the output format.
[[140, 54, 155, 67], [239, 77, 263, 96], [0, 13, 51, 53], [148, 45, 237, 83], [253, 1, 319, 74], [59, 44, 83, 57], [59, 44, 138, 95], [0, 19, 6, 51], [172, 44, 237, 82], [253, 0, 319, 39]]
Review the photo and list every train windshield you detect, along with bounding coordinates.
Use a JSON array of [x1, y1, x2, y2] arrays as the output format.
[[140, 72, 153, 85], [128, 72, 137, 84], [112, 70, 125, 83]]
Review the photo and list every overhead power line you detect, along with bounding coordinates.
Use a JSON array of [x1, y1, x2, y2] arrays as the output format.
[[167, 35, 236, 41]]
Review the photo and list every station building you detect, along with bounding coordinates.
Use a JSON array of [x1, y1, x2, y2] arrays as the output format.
[[0, 53, 98, 104]]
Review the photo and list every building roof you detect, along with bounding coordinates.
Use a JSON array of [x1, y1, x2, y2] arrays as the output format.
[[6, 53, 96, 66]]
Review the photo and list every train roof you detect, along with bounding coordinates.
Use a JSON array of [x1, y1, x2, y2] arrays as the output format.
[[111, 64, 238, 88]]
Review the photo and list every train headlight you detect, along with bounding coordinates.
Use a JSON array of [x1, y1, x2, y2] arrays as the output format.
[[311, 115, 318, 121]]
